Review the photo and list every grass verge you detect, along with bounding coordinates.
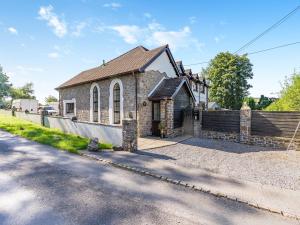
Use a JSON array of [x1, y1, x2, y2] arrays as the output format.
[[0, 114, 113, 154]]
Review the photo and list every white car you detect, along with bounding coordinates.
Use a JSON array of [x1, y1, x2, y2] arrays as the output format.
[[39, 106, 58, 115]]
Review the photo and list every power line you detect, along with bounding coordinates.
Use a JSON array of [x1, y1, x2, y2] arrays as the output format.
[[247, 41, 300, 55], [183, 41, 300, 67], [234, 5, 300, 54]]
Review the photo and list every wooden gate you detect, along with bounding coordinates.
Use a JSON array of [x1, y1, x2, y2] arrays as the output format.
[[183, 106, 194, 135]]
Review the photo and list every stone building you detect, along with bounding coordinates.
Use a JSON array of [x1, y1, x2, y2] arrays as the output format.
[[56, 45, 196, 137]]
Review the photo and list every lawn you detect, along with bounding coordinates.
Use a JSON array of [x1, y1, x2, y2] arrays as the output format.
[[0, 114, 113, 154]]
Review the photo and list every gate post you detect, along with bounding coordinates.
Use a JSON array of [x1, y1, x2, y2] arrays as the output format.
[[193, 108, 202, 138], [240, 105, 251, 143], [122, 119, 137, 152]]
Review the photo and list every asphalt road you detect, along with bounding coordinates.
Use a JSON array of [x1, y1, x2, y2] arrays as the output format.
[[0, 130, 298, 225]]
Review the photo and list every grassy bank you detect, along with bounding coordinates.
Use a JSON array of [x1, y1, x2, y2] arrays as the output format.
[[0, 114, 113, 154]]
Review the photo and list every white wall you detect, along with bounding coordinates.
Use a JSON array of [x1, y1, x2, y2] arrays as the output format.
[[15, 111, 41, 125], [44, 116, 123, 146], [12, 99, 39, 113], [145, 51, 177, 78]]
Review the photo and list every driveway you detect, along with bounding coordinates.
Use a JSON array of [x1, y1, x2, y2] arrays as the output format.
[[146, 138, 300, 191], [0, 130, 298, 225]]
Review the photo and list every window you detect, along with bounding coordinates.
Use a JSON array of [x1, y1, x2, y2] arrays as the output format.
[[113, 83, 120, 124], [93, 86, 98, 112], [66, 103, 74, 114], [153, 102, 160, 121], [200, 84, 205, 94]]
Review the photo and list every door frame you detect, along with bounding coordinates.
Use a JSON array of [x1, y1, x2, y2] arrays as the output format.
[[152, 101, 161, 136]]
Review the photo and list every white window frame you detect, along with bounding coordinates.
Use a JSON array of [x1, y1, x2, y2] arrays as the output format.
[[90, 83, 101, 123], [109, 78, 124, 125], [63, 98, 76, 117]]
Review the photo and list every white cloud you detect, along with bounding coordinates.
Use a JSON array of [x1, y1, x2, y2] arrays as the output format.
[[38, 5, 67, 38], [71, 22, 87, 37], [214, 35, 225, 43], [8, 27, 18, 35], [16, 66, 44, 74], [144, 13, 152, 18], [103, 2, 122, 9], [110, 25, 142, 44], [189, 16, 197, 24], [48, 52, 60, 58], [111, 22, 204, 51], [148, 26, 203, 51]]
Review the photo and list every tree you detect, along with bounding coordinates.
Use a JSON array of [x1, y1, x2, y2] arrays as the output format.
[[45, 95, 58, 103], [11, 82, 36, 100], [256, 95, 275, 110], [266, 73, 300, 111], [0, 65, 12, 107], [244, 97, 256, 110], [206, 52, 253, 109]]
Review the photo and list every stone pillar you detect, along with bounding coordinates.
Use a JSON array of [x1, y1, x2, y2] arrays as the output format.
[[41, 110, 47, 126], [122, 119, 137, 152], [194, 109, 202, 138], [240, 105, 251, 143]]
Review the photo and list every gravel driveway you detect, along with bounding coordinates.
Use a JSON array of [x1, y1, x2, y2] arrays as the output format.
[[146, 138, 300, 191]]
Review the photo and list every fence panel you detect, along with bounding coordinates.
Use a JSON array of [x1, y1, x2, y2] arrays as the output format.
[[202, 110, 240, 133], [251, 111, 300, 138]]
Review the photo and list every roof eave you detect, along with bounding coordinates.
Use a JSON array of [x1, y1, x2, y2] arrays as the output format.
[[56, 69, 140, 90]]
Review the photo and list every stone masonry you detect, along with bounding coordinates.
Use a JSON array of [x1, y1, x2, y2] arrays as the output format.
[[122, 119, 137, 152], [137, 71, 167, 137], [240, 106, 251, 143]]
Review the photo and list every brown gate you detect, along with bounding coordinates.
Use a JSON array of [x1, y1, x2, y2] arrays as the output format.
[[183, 106, 194, 135]]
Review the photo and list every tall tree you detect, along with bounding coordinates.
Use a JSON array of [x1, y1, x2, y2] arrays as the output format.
[[11, 82, 36, 100], [244, 97, 256, 110], [266, 73, 300, 111], [207, 52, 253, 109], [45, 95, 58, 103], [0, 65, 12, 107]]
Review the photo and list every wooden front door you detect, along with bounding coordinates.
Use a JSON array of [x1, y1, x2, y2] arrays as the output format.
[[152, 101, 161, 136]]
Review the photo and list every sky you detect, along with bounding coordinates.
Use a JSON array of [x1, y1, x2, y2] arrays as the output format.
[[1, 0, 300, 103]]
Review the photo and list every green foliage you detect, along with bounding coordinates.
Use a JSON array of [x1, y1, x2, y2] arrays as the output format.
[[45, 95, 58, 103], [0, 65, 12, 106], [244, 97, 256, 109], [99, 143, 113, 149], [207, 52, 253, 109], [266, 74, 300, 111], [0, 114, 113, 153], [11, 82, 36, 100], [256, 95, 275, 110]]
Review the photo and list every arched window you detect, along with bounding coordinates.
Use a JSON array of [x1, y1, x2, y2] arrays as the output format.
[[90, 83, 100, 122], [93, 86, 98, 113], [113, 83, 120, 124], [109, 79, 123, 125]]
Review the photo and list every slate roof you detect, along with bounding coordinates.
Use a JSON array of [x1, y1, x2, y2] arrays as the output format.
[[148, 77, 195, 101], [57, 45, 172, 89]]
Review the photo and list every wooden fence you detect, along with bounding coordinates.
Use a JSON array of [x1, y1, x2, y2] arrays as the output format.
[[251, 111, 300, 138], [202, 110, 240, 133]]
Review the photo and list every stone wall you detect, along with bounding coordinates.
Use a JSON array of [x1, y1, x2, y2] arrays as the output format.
[[137, 70, 167, 137], [201, 130, 240, 142], [160, 99, 182, 137], [59, 71, 167, 137], [59, 75, 136, 123], [122, 119, 137, 152]]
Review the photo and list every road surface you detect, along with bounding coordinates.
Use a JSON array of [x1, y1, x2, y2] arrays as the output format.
[[0, 130, 298, 225]]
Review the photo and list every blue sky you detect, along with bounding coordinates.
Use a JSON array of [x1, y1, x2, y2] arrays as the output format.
[[1, 0, 300, 103]]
